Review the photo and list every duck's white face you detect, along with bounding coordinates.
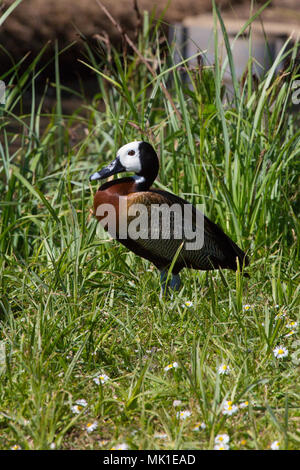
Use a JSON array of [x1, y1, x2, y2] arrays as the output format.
[[117, 141, 142, 173]]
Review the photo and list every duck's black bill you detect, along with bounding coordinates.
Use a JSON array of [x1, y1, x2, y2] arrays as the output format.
[[89, 158, 125, 181]]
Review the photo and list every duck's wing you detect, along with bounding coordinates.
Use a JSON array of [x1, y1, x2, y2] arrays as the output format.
[[149, 189, 249, 273], [117, 189, 249, 275]]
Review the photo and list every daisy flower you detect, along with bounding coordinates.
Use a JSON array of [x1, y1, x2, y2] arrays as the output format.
[[182, 301, 193, 308], [154, 433, 168, 439], [71, 405, 83, 414], [270, 440, 280, 450], [222, 400, 238, 416], [99, 439, 109, 447], [173, 400, 182, 407], [214, 443, 229, 450], [110, 443, 129, 450], [164, 362, 179, 371], [243, 304, 251, 311], [193, 422, 206, 431], [273, 346, 288, 359], [176, 410, 191, 420], [215, 434, 230, 444], [93, 373, 110, 385], [76, 398, 88, 407], [11, 444, 21, 450], [218, 364, 231, 375], [86, 421, 98, 433], [285, 330, 296, 338], [71, 398, 88, 414], [239, 401, 249, 408], [286, 321, 298, 329]]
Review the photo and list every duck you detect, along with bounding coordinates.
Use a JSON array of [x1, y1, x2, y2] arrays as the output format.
[[89, 141, 249, 294]]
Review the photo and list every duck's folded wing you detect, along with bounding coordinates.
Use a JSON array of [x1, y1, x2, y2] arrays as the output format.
[[148, 189, 249, 272]]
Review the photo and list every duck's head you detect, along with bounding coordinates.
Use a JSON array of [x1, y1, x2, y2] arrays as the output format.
[[89, 141, 159, 189]]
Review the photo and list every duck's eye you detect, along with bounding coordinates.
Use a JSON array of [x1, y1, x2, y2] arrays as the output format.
[[128, 150, 135, 156]]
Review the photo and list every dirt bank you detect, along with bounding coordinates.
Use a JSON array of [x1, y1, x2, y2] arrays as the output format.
[[0, 0, 251, 75]]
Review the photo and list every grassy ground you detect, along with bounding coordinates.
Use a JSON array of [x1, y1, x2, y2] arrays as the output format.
[[0, 2, 299, 450]]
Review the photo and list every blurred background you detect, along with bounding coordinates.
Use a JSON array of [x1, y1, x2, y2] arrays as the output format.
[[1, 0, 299, 77], [0, 0, 299, 116]]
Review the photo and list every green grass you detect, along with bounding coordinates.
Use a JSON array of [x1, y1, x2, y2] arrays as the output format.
[[0, 1, 299, 450]]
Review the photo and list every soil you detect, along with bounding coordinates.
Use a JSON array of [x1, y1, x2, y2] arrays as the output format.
[[0, 0, 299, 106], [4, 0, 297, 76], [1, 1, 299, 76], [1, 0, 299, 149]]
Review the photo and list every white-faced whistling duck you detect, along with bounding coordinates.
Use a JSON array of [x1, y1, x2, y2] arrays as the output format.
[[90, 141, 249, 295]]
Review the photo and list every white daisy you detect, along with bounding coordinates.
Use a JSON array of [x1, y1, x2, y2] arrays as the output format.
[[218, 364, 231, 375], [86, 421, 98, 433], [173, 400, 182, 407], [11, 444, 21, 450], [286, 321, 298, 329], [71, 405, 83, 414], [243, 304, 251, 311], [110, 443, 129, 450], [193, 422, 206, 431], [270, 440, 280, 450], [153, 433, 168, 439], [222, 400, 238, 416], [239, 401, 249, 408], [71, 399, 88, 414], [176, 410, 191, 420], [183, 301, 193, 308], [164, 362, 179, 371], [99, 439, 109, 447], [215, 434, 230, 444], [214, 443, 229, 450], [93, 373, 110, 385], [273, 346, 288, 359], [285, 330, 296, 338], [76, 399, 88, 407]]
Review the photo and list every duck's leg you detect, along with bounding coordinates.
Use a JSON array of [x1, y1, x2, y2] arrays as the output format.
[[159, 270, 181, 298], [170, 273, 181, 291], [160, 269, 168, 299]]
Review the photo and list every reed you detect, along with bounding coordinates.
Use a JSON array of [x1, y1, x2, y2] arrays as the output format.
[[0, 0, 299, 450]]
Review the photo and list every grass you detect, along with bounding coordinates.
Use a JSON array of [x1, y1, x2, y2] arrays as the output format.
[[0, 0, 299, 450]]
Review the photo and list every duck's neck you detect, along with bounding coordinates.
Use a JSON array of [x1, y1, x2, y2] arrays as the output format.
[[132, 174, 155, 191]]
